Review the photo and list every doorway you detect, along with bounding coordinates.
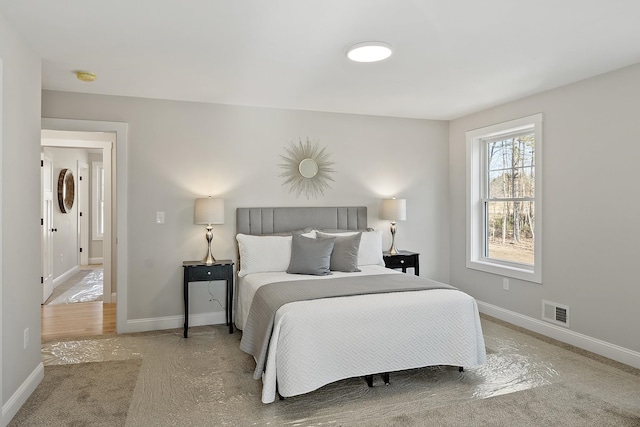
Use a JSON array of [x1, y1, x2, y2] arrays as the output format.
[[40, 139, 110, 339], [41, 118, 129, 337]]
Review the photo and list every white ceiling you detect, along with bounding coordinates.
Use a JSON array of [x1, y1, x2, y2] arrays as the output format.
[[2, 0, 640, 120]]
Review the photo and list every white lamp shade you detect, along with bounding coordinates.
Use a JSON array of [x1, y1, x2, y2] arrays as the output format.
[[381, 198, 407, 221], [194, 197, 224, 225]]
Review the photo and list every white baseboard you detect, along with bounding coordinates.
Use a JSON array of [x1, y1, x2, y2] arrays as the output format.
[[52, 265, 80, 289], [123, 311, 227, 334], [2, 362, 44, 426], [101, 292, 116, 304], [89, 257, 103, 265], [478, 300, 640, 370]]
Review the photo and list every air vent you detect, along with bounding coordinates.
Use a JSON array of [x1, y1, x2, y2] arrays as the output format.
[[542, 300, 569, 328]]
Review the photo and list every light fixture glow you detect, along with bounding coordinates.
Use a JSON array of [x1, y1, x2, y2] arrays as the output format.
[[74, 70, 97, 82], [347, 42, 392, 63]]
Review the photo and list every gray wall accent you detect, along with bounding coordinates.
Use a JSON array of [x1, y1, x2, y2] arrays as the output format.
[[0, 12, 42, 420], [449, 62, 640, 354], [41, 91, 451, 322]]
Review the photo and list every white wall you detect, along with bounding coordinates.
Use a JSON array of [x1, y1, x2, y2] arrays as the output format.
[[449, 63, 640, 355], [0, 13, 43, 426], [41, 92, 450, 326]]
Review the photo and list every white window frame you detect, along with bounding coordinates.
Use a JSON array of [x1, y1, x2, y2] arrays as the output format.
[[466, 113, 543, 283], [92, 161, 104, 241]]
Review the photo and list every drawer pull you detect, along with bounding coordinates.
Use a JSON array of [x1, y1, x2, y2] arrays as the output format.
[[400, 260, 405, 264], [207, 271, 211, 275]]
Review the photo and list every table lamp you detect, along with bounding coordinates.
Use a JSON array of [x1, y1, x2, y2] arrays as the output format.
[[381, 198, 406, 255], [194, 197, 224, 265]]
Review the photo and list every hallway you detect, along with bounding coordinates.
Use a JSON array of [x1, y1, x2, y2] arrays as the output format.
[[41, 301, 115, 342], [43, 265, 103, 305], [41, 265, 115, 342]]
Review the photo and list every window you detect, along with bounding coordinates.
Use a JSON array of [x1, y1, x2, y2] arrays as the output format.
[[92, 162, 104, 241], [466, 114, 542, 283]]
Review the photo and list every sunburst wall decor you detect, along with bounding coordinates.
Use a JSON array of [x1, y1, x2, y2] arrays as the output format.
[[279, 138, 336, 199]]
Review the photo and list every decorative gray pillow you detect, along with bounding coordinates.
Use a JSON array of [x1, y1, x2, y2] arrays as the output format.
[[316, 231, 362, 272], [287, 232, 335, 276]]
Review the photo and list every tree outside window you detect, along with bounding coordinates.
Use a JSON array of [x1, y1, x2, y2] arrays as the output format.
[[485, 133, 535, 265]]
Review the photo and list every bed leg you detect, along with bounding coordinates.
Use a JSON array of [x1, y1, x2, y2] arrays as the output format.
[[458, 366, 464, 372], [276, 383, 285, 400], [382, 373, 390, 385], [365, 375, 374, 387]]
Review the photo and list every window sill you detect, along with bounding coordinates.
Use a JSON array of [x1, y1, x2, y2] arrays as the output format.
[[466, 259, 541, 284]]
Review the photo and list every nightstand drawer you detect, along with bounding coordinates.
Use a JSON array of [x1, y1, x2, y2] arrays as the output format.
[[384, 255, 415, 269], [383, 251, 419, 276], [187, 265, 228, 281]]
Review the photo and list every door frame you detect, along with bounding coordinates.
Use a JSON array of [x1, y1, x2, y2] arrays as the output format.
[[41, 118, 128, 333], [41, 150, 54, 303], [77, 161, 89, 266]]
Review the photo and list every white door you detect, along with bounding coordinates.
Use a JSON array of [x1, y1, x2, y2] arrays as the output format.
[[41, 151, 54, 303], [78, 162, 89, 266]]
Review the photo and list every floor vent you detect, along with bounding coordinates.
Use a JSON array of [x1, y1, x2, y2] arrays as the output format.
[[542, 300, 570, 328]]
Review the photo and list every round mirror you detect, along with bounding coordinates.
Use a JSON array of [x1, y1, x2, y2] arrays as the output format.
[[57, 168, 75, 213], [298, 158, 319, 178]]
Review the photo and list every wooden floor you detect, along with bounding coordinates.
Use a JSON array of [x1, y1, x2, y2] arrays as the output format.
[[41, 301, 116, 342]]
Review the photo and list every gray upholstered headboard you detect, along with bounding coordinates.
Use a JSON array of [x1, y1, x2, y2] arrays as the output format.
[[236, 207, 367, 235]]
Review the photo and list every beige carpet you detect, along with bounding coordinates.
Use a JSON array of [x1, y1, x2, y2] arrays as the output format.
[[374, 383, 640, 427], [22, 318, 640, 426], [9, 360, 141, 426]]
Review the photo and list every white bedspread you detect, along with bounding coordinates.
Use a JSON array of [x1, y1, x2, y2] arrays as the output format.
[[237, 267, 487, 403], [236, 265, 395, 330]]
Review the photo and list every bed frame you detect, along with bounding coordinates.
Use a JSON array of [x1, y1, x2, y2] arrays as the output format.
[[235, 206, 472, 401]]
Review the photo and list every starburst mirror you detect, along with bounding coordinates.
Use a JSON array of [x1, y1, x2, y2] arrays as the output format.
[[279, 138, 335, 199]]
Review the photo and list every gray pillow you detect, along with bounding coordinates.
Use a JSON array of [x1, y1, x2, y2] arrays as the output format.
[[287, 232, 335, 276], [316, 231, 362, 272]]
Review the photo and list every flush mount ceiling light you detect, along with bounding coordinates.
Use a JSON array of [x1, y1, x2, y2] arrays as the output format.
[[74, 70, 96, 82], [346, 41, 393, 63]]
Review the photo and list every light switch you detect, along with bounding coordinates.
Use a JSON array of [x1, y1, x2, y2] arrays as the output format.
[[156, 211, 165, 224]]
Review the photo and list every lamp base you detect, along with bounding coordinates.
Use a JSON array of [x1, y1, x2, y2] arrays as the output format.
[[203, 253, 216, 265], [202, 225, 216, 265], [387, 221, 399, 255]]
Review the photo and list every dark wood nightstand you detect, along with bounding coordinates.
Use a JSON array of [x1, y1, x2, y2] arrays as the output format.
[[383, 251, 419, 276], [183, 260, 234, 337]]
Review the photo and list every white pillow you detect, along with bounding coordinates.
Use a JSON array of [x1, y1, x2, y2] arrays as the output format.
[[317, 230, 385, 266], [301, 230, 317, 238], [236, 234, 292, 277]]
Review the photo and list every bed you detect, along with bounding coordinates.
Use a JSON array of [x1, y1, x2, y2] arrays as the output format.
[[235, 207, 486, 403]]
